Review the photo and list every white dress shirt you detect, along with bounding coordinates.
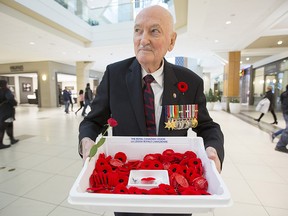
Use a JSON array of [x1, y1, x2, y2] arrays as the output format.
[[142, 62, 164, 135]]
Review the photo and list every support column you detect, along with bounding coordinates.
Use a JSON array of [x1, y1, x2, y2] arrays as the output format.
[[76, 61, 94, 93], [223, 51, 240, 111]]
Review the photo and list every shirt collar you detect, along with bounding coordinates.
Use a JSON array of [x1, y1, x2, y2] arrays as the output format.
[[141, 61, 164, 88]]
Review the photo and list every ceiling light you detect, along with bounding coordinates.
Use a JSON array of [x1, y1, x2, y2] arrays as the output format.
[[214, 39, 219, 43], [42, 74, 47, 81], [240, 61, 242, 64], [29, 42, 35, 45], [225, 21, 231, 25], [277, 40, 283, 45], [246, 57, 250, 61]]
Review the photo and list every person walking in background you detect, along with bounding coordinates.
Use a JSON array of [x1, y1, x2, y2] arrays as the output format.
[[274, 84, 288, 153], [254, 85, 278, 124], [62, 87, 71, 114], [81, 83, 93, 117], [271, 129, 284, 142], [75, 89, 84, 116], [78, 6, 224, 216], [68, 89, 74, 112], [0, 80, 19, 149]]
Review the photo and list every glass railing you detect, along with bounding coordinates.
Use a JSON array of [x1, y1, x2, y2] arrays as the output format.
[[54, 0, 174, 26]]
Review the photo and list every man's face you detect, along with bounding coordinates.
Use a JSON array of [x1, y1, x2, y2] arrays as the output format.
[[133, 7, 176, 72]]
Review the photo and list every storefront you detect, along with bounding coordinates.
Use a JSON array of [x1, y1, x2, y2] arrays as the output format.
[[251, 58, 288, 111]]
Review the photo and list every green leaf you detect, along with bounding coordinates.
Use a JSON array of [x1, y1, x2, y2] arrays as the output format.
[[88, 137, 107, 161], [89, 145, 98, 161], [95, 137, 106, 148]]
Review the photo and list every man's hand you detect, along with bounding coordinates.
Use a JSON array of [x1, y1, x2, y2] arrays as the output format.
[[81, 137, 95, 164], [205, 146, 221, 173]]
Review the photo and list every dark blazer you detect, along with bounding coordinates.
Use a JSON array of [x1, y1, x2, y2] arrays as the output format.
[[79, 57, 224, 164]]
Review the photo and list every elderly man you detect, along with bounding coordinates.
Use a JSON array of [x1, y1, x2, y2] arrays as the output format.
[[79, 5, 224, 216]]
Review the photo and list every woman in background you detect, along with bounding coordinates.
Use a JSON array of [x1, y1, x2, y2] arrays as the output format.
[[254, 85, 278, 124], [75, 89, 84, 116]]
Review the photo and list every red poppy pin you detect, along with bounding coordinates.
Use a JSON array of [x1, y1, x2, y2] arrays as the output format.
[[177, 82, 188, 94]]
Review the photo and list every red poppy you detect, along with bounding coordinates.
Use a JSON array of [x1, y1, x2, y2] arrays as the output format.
[[179, 186, 202, 195], [117, 174, 129, 186], [177, 82, 188, 93], [114, 152, 127, 163], [148, 187, 166, 195], [159, 184, 177, 195], [148, 160, 164, 170], [188, 158, 202, 168], [110, 158, 124, 167], [96, 164, 112, 174], [88, 149, 210, 196], [174, 173, 189, 188], [107, 172, 119, 187], [172, 152, 183, 163], [89, 174, 96, 188], [139, 160, 152, 169], [87, 187, 105, 193], [128, 186, 143, 194], [162, 149, 175, 156], [168, 164, 184, 175], [162, 161, 171, 170], [105, 155, 112, 162], [126, 160, 141, 169], [143, 154, 158, 161], [98, 153, 106, 159], [192, 176, 208, 191], [95, 158, 109, 171], [184, 151, 197, 159], [107, 118, 118, 127], [113, 184, 128, 194], [179, 158, 189, 166], [138, 188, 149, 195]]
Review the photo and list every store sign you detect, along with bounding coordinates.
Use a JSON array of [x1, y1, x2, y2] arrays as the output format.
[[10, 65, 24, 72], [264, 64, 278, 74]]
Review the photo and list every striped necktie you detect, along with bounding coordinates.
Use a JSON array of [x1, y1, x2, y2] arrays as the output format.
[[143, 75, 156, 136]]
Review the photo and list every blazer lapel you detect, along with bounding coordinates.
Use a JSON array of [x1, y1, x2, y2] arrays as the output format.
[[126, 59, 146, 135]]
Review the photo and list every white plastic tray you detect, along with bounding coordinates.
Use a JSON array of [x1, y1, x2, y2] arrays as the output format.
[[68, 136, 232, 213]]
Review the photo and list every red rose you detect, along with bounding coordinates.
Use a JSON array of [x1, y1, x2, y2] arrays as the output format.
[[177, 82, 188, 93], [107, 118, 118, 127]]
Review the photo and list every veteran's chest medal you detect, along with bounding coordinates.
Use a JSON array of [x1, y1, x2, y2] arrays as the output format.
[[164, 104, 198, 130]]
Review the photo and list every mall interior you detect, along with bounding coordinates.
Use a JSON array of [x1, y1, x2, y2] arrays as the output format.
[[0, 0, 288, 216]]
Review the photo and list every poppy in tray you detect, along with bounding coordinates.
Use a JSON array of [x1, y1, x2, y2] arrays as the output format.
[[87, 148, 210, 195]]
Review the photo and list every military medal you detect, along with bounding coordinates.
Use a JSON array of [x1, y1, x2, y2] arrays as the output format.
[[191, 104, 198, 128], [164, 104, 198, 130]]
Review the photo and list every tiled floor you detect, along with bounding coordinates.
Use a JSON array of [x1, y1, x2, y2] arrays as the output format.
[[0, 104, 288, 216]]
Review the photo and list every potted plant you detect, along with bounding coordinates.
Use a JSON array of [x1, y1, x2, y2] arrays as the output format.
[[205, 88, 217, 111], [229, 98, 241, 114]]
